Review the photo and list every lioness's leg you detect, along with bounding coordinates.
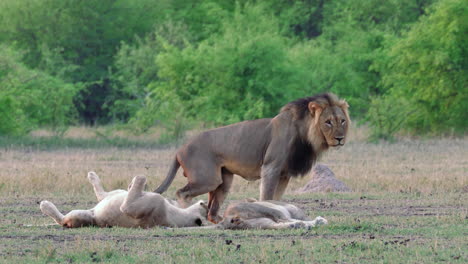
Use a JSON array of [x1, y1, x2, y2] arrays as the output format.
[[87, 171, 108, 202], [273, 217, 328, 229], [120, 176, 165, 221], [40, 201, 65, 225], [207, 169, 233, 223], [40, 201, 95, 228], [304, 216, 328, 227], [273, 175, 290, 200], [270, 220, 307, 229]]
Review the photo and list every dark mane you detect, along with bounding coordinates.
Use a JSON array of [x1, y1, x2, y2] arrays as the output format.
[[280, 93, 337, 120], [281, 93, 342, 176], [287, 137, 317, 177]]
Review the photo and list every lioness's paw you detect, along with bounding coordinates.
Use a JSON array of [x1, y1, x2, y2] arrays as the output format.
[[289, 221, 306, 229], [87, 171, 100, 183], [40, 201, 57, 215], [129, 175, 146, 189], [40, 200, 51, 209], [314, 216, 328, 226]]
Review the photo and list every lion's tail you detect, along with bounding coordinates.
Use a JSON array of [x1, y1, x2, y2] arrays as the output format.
[[154, 157, 180, 194]]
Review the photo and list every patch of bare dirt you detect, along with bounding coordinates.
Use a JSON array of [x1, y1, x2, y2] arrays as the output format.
[[290, 198, 463, 217]]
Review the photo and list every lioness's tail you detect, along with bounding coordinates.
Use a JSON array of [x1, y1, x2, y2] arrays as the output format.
[[154, 157, 180, 194]]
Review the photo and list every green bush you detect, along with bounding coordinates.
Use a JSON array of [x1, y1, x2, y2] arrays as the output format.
[[135, 3, 310, 135], [110, 22, 192, 122], [2, 0, 462, 139], [369, 0, 467, 138], [0, 46, 80, 135]]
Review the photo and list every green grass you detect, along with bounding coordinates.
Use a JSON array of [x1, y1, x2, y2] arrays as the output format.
[[0, 128, 466, 263], [1, 192, 466, 263]]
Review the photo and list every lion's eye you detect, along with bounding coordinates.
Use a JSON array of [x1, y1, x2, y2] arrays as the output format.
[[325, 120, 332, 127], [341, 119, 346, 125]]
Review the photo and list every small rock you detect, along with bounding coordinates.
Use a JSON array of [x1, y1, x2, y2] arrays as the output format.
[[295, 164, 351, 193]]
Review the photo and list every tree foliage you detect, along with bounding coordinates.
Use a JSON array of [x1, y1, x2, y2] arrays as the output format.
[[0, 46, 80, 135], [0, 0, 465, 139], [369, 0, 467, 137]]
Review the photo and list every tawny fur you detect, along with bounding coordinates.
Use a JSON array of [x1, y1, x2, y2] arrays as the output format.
[[155, 93, 350, 223], [183, 199, 328, 230], [40, 172, 208, 228]]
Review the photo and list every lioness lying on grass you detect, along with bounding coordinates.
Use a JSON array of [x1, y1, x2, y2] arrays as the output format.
[[219, 199, 328, 230], [40, 172, 208, 228], [183, 199, 327, 230]]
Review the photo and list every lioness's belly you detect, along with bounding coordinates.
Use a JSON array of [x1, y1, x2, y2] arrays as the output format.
[[92, 191, 141, 228]]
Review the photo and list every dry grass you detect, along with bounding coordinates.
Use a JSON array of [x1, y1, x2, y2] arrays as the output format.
[[1, 125, 466, 198], [1, 126, 466, 263]]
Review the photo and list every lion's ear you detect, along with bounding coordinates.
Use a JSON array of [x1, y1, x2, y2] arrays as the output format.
[[308, 102, 323, 124], [338, 100, 349, 109]]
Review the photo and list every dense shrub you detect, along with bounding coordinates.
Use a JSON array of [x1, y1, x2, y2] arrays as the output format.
[[0, 0, 465, 140], [127, 3, 320, 139], [0, 46, 80, 135], [368, 0, 467, 138]]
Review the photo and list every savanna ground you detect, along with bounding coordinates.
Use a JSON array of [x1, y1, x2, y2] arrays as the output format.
[[0, 126, 466, 263]]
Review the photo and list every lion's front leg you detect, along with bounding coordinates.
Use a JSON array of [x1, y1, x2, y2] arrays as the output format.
[[259, 165, 281, 200], [273, 175, 290, 200], [260, 128, 291, 200]]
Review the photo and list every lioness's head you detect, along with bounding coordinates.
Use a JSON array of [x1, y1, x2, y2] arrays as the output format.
[[185, 200, 209, 226], [62, 210, 95, 228], [282, 93, 350, 149]]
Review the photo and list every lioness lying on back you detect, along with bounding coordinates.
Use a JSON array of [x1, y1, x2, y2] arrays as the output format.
[[40, 172, 208, 228]]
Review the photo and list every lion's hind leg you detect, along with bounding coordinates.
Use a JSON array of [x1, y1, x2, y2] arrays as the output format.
[[176, 161, 223, 209], [87, 171, 108, 202], [207, 169, 233, 223]]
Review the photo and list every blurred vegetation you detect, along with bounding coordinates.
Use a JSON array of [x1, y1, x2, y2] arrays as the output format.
[[0, 0, 466, 140]]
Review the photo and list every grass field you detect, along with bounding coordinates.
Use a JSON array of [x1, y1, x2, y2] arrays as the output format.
[[0, 127, 466, 263]]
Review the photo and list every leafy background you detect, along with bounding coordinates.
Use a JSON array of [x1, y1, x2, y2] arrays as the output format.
[[0, 0, 466, 140]]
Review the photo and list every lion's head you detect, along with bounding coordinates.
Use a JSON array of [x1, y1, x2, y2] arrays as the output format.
[[282, 93, 350, 151], [309, 94, 349, 148]]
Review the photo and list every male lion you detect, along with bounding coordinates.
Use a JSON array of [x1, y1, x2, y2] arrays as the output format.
[[155, 93, 350, 223], [40, 172, 208, 228]]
